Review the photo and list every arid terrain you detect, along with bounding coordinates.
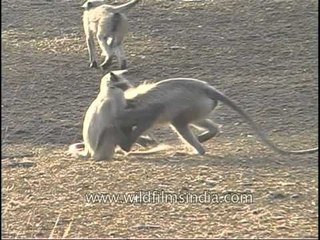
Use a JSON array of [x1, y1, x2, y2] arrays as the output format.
[[2, 0, 318, 238]]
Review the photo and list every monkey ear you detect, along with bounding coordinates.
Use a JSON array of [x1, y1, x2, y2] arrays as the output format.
[[110, 72, 119, 82]]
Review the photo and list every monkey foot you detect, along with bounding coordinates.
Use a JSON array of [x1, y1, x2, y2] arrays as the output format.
[[136, 135, 158, 147], [100, 58, 113, 70], [89, 61, 98, 69]]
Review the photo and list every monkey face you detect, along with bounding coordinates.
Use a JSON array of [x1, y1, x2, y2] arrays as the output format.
[[103, 70, 132, 90]]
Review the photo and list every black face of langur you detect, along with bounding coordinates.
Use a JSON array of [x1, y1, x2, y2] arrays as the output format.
[[108, 72, 120, 88], [107, 71, 132, 91]]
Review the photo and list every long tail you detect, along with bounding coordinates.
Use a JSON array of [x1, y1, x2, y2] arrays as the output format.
[[107, 0, 140, 13], [206, 86, 318, 155], [126, 144, 173, 156]]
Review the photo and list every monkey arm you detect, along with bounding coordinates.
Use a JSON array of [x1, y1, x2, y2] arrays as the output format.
[[115, 104, 165, 151], [115, 109, 139, 127], [116, 103, 164, 133], [94, 125, 129, 153], [116, 103, 164, 127], [125, 99, 137, 109], [115, 109, 146, 151], [115, 124, 132, 147]]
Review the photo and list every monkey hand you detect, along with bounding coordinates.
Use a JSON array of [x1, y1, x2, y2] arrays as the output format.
[[118, 139, 132, 152], [136, 135, 158, 147]]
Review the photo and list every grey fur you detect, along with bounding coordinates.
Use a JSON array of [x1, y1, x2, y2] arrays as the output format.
[[82, 0, 140, 69], [69, 70, 129, 161], [68, 70, 156, 160], [115, 78, 318, 155]]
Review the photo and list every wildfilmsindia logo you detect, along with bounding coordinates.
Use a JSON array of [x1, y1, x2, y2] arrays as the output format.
[[85, 190, 253, 204]]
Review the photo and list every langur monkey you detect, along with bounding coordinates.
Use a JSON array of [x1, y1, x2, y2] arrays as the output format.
[[82, 0, 140, 69], [68, 70, 130, 160], [113, 78, 318, 156], [68, 70, 156, 160]]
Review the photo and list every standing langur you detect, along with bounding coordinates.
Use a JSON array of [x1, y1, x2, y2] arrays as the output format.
[[82, 0, 141, 69]]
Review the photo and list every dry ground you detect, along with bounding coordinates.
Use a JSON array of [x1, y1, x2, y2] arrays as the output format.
[[2, 0, 318, 238]]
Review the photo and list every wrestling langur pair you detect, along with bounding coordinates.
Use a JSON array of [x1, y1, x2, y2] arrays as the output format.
[[82, 0, 140, 69], [70, 73, 318, 160]]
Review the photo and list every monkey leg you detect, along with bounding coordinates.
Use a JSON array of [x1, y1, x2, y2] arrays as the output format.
[[171, 121, 206, 155], [119, 120, 156, 152], [86, 36, 98, 68], [122, 100, 158, 146], [100, 56, 113, 70], [117, 104, 164, 151], [118, 126, 133, 149], [96, 33, 114, 69], [89, 61, 98, 69], [120, 126, 156, 147], [192, 119, 220, 143], [114, 45, 127, 69]]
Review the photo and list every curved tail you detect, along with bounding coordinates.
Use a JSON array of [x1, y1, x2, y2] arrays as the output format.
[[206, 86, 318, 155], [127, 144, 173, 156], [107, 0, 140, 13]]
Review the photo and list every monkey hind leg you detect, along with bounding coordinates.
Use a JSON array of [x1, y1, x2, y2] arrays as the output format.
[[93, 151, 114, 161], [192, 119, 221, 143], [89, 61, 98, 69], [96, 33, 114, 69], [93, 140, 116, 161], [171, 122, 206, 155], [100, 55, 114, 70], [114, 45, 127, 69]]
